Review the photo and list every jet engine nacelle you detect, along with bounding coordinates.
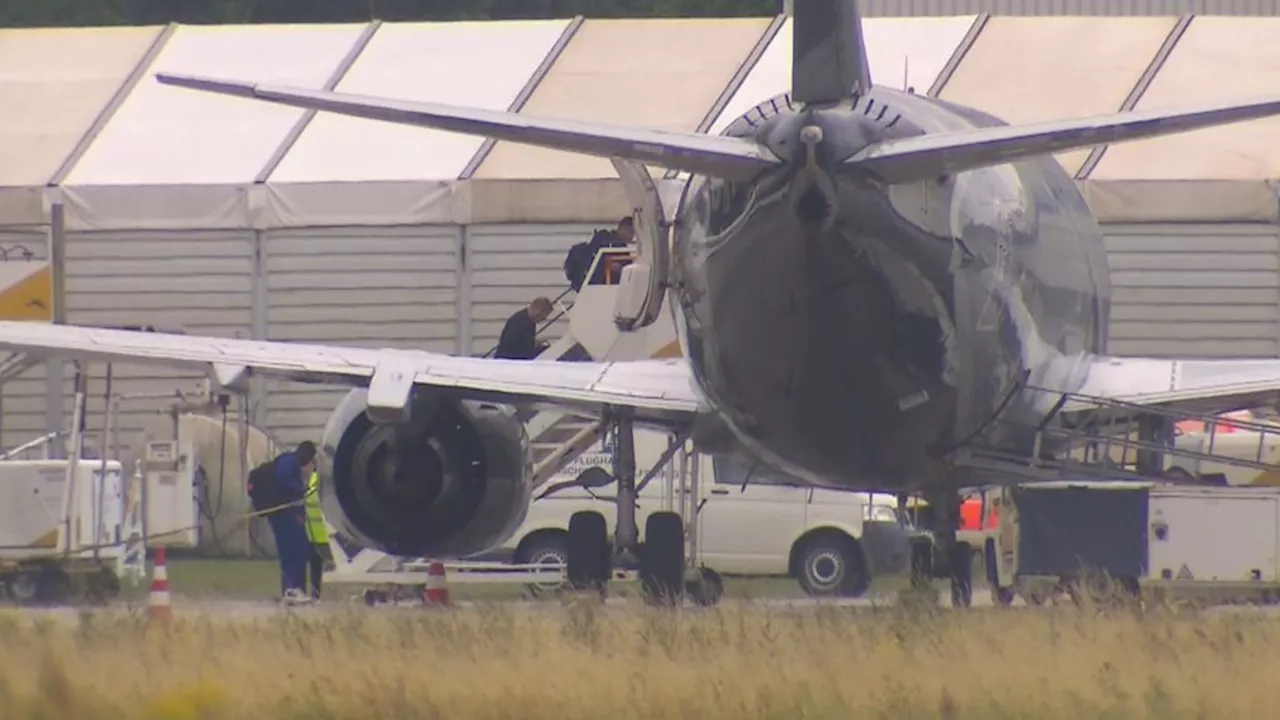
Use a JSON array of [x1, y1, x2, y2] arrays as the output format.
[[318, 387, 533, 559]]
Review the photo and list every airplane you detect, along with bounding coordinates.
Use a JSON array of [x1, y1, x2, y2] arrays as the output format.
[[6, 0, 1280, 607]]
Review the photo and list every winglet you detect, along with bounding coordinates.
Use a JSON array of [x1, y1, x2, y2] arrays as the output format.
[[792, 0, 873, 106]]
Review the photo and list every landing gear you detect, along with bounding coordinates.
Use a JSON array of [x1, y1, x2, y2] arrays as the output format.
[[566, 510, 610, 595], [640, 511, 685, 606], [906, 490, 975, 609], [563, 408, 708, 608]]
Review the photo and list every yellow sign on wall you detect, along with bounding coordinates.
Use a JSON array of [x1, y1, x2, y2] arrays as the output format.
[[0, 261, 53, 322]]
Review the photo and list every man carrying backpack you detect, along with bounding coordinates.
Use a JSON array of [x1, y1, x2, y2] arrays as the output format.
[[248, 440, 317, 605], [563, 216, 635, 291]]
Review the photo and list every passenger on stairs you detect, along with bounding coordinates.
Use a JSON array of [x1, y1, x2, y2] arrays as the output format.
[[563, 216, 635, 291], [495, 296, 553, 360]]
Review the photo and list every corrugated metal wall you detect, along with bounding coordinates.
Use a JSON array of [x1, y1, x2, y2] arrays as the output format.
[[0, 230, 51, 450], [860, 0, 1280, 15], [1102, 223, 1280, 358], [263, 226, 460, 447], [55, 231, 256, 454], [465, 223, 599, 356]]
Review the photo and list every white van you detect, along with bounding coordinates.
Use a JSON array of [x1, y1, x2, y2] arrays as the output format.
[[480, 430, 912, 597]]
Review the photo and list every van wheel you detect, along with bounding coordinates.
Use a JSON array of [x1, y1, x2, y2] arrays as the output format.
[[794, 533, 869, 598], [517, 532, 570, 599]]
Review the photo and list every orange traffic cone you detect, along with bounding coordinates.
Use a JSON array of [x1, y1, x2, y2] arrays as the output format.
[[148, 547, 172, 621], [423, 561, 450, 607]]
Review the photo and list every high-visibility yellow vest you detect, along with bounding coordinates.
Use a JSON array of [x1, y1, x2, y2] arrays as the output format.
[[304, 471, 329, 544]]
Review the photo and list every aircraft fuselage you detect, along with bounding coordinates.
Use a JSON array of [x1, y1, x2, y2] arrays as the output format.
[[671, 87, 1113, 491]]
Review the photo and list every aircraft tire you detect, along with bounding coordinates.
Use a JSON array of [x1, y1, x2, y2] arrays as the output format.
[[640, 511, 686, 607], [567, 511, 610, 594], [949, 541, 974, 608]]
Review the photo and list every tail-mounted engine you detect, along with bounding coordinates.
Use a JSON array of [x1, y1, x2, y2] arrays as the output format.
[[318, 387, 533, 559]]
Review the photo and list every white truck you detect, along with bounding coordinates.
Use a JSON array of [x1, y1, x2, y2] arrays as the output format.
[[481, 429, 913, 598]]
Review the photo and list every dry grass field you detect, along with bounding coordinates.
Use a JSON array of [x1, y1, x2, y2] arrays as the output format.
[[0, 596, 1276, 719]]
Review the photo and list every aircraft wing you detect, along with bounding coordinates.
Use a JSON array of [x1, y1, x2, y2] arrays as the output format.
[[154, 73, 780, 181], [0, 322, 707, 425], [1070, 355, 1280, 416], [847, 95, 1280, 184]]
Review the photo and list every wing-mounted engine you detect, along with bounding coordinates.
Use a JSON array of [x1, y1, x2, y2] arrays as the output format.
[[610, 158, 684, 331], [318, 387, 533, 559]]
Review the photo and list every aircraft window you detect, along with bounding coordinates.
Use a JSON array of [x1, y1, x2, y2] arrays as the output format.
[[711, 454, 802, 487]]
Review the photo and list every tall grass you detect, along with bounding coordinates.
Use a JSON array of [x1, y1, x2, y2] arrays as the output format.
[[0, 598, 1275, 719]]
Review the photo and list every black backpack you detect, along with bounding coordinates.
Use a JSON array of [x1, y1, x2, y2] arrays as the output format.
[[564, 241, 593, 291], [246, 456, 283, 512]]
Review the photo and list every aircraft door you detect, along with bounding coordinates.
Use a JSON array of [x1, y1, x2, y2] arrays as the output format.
[[609, 159, 680, 331]]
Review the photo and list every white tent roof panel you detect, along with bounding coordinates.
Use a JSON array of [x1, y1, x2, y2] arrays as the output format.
[[473, 18, 771, 180], [708, 16, 978, 136], [63, 23, 367, 186], [1089, 17, 1280, 180], [269, 19, 570, 183], [0, 26, 160, 189], [939, 16, 1176, 177]]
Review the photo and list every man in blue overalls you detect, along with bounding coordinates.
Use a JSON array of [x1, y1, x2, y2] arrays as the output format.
[[267, 441, 316, 605]]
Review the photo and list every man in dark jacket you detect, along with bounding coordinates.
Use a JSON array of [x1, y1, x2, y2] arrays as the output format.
[[495, 297, 553, 360], [565, 216, 636, 291], [266, 440, 317, 604]]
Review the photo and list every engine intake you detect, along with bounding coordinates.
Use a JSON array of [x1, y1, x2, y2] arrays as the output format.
[[318, 388, 533, 559]]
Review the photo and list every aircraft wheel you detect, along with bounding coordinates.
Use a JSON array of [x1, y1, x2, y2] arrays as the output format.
[[949, 542, 973, 609], [909, 536, 934, 591], [640, 511, 685, 607], [567, 511, 610, 594]]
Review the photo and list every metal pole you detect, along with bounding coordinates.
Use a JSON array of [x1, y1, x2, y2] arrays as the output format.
[[44, 199, 67, 453], [687, 444, 701, 569], [94, 364, 113, 561], [239, 393, 252, 557], [60, 363, 87, 557]]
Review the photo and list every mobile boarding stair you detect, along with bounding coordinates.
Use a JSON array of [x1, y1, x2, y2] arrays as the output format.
[[489, 245, 681, 492], [323, 242, 685, 600], [949, 383, 1280, 487]]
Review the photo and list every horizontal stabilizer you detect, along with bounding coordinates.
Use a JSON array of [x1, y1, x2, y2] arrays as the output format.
[[846, 94, 1280, 183], [155, 73, 780, 180]]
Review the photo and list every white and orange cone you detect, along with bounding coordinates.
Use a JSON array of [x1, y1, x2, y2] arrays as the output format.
[[423, 561, 450, 607], [148, 546, 172, 621]]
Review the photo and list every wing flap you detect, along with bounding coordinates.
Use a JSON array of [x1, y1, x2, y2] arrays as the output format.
[[0, 322, 706, 422], [155, 73, 780, 181], [847, 95, 1280, 184]]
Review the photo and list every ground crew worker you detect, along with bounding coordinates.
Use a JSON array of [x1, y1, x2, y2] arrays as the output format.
[[266, 441, 315, 605], [303, 469, 332, 600]]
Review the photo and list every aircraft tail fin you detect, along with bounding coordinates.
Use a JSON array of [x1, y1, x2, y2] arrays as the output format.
[[845, 94, 1280, 184], [791, 0, 873, 106]]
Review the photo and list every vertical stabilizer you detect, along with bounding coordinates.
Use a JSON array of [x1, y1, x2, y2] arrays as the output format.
[[791, 0, 873, 106]]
